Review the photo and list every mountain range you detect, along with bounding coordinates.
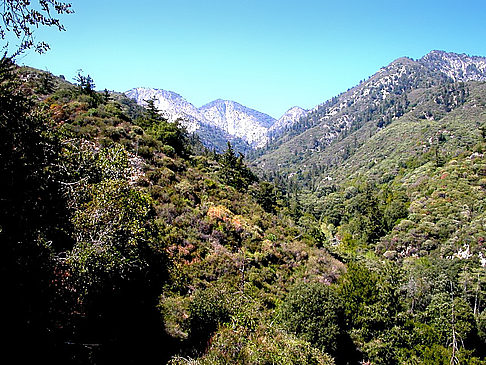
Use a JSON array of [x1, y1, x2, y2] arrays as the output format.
[[126, 50, 486, 158], [125, 87, 307, 150]]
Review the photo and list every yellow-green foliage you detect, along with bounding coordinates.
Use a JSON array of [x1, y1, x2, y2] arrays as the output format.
[[8, 65, 347, 363], [169, 324, 335, 365], [8, 62, 486, 365]]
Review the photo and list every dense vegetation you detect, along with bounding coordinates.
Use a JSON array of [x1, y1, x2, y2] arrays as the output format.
[[3, 51, 486, 365], [1, 60, 343, 364], [252, 54, 486, 364]]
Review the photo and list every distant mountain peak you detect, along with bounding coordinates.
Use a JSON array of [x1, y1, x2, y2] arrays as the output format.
[[390, 56, 415, 65], [128, 87, 183, 100], [126, 87, 277, 148], [424, 49, 448, 56], [423, 49, 481, 59], [269, 106, 308, 134], [287, 106, 306, 112], [125, 87, 203, 133], [199, 99, 276, 147]]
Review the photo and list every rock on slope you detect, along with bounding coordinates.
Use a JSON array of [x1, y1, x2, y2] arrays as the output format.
[[419, 50, 486, 82]]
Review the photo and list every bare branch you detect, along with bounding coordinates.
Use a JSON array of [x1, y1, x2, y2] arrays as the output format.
[[0, 0, 73, 56]]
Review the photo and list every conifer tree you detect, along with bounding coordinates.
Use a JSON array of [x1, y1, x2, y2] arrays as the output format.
[[218, 141, 257, 190]]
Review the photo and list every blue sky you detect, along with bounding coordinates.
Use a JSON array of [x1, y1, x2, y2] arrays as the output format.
[[12, 0, 486, 118]]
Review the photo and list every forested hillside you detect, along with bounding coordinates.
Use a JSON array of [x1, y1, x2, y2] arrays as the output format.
[[3, 49, 486, 365], [1, 59, 344, 364], [249, 52, 486, 364], [254, 52, 486, 191]]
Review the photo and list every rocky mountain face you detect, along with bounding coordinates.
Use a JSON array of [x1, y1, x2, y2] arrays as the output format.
[[269, 106, 307, 137], [125, 88, 203, 133], [419, 50, 486, 82], [125, 87, 306, 150], [199, 99, 276, 148]]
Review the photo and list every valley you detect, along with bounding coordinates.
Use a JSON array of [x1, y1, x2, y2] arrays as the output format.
[[2, 50, 486, 365]]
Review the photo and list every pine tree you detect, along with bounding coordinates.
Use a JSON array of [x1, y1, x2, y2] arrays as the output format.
[[218, 142, 258, 190]]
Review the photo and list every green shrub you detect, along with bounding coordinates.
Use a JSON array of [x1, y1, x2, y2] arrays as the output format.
[[279, 282, 345, 355], [189, 286, 231, 340], [162, 144, 176, 156]]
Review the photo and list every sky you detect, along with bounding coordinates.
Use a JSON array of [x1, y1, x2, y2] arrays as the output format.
[[10, 0, 486, 118]]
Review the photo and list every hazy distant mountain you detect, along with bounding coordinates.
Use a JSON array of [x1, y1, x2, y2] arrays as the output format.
[[125, 88, 203, 133], [269, 106, 308, 136], [126, 87, 256, 152], [199, 99, 276, 148], [126, 87, 292, 149], [126, 50, 486, 156]]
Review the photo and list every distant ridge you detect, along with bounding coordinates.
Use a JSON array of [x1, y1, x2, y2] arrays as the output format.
[[127, 51, 486, 154], [125, 87, 307, 150]]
